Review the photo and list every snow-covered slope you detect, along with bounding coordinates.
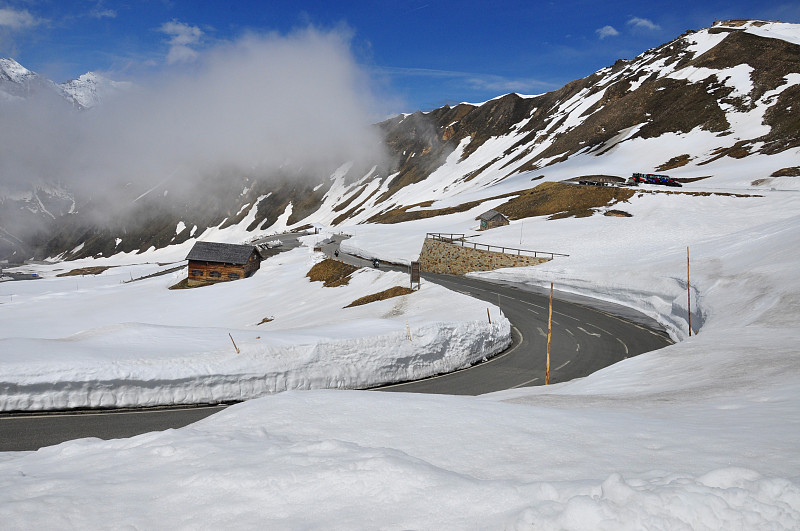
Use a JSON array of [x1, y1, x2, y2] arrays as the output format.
[[0, 58, 37, 87], [6, 19, 799, 262], [0, 58, 129, 109], [0, 58, 56, 102], [0, 245, 509, 410], [59, 71, 131, 109]]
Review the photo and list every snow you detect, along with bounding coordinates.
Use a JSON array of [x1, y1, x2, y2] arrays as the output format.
[[58, 71, 132, 109], [683, 28, 730, 58], [668, 64, 754, 100], [0, 245, 508, 410], [0, 58, 36, 84], [3, 177, 799, 527], [744, 21, 800, 46], [2, 22, 800, 527]]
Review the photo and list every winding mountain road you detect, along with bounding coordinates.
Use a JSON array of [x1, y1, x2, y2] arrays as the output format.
[[323, 235, 670, 394], [0, 235, 672, 451], [377, 273, 670, 394]]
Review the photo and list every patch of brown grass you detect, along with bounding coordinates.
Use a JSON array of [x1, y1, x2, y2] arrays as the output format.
[[56, 266, 112, 277], [495, 182, 635, 220], [771, 167, 800, 177], [307, 259, 359, 287], [368, 181, 636, 224], [168, 278, 213, 289], [698, 141, 753, 165], [366, 197, 492, 224], [605, 209, 633, 217], [656, 154, 692, 171], [366, 177, 758, 228], [345, 286, 415, 308]]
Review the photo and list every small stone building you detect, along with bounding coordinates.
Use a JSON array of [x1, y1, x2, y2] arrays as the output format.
[[478, 210, 510, 230], [185, 241, 261, 286]]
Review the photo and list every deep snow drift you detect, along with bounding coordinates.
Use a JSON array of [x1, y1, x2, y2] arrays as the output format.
[[0, 244, 509, 411]]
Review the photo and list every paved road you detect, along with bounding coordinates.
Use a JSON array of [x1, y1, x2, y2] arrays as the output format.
[[0, 235, 672, 451], [1, 406, 228, 452], [323, 235, 670, 393], [253, 231, 305, 253], [378, 273, 670, 394]]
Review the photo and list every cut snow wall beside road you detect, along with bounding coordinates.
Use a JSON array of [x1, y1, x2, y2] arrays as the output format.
[[0, 319, 511, 411]]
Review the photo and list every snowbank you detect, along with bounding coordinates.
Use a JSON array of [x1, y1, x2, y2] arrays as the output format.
[[1, 389, 798, 529], [0, 247, 509, 411]]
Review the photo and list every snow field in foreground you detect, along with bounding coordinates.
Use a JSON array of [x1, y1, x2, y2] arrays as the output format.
[[2, 176, 800, 527], [0, 246, 509, 410], [1, 390, 798, 529]]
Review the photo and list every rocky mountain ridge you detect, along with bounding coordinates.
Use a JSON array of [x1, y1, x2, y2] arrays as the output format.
[[0, 58, 124, 108], [2, 19, 799, 262]]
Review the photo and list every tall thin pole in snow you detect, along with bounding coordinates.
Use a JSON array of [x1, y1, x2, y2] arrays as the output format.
[[546, 282, 553, 385], [687, 246, 692, 337]]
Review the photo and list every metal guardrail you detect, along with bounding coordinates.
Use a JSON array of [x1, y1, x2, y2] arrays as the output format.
[[426, 233, 569, 260]]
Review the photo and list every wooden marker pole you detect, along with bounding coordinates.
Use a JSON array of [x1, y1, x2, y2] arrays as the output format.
[[229, 333, 240, 354], [546, 282, 553, 385], [687, 246, 692, 337]]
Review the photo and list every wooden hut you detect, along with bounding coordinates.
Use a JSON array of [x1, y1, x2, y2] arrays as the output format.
[[478, 210, 510, 230], [185, 241, 261, 286]]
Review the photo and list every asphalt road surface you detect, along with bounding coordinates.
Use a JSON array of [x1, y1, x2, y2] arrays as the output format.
[[377, 273, 670, 394], [1, 406, 228, 452], [0, 235, 672, 451]]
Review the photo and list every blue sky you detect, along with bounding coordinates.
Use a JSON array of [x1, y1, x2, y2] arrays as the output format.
[[2, 1, 799, 113]]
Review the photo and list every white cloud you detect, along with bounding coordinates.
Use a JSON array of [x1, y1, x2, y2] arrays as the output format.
[[0, 27, 386, 211], [159, 20, 204, 64], [628, 17, 661, 31], [596, 25, 620, 39], [91, 9, 117, 19], [0, 7, 39, 29], [165, 44, 199, 64], [377, 66, 553, 94], [89, 0, 116, 19], [466, 74, 551, 94]]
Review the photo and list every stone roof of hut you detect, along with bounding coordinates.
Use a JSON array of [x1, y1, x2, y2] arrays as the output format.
[[186, 241, 257, 265], [478, 209, 507, 221]]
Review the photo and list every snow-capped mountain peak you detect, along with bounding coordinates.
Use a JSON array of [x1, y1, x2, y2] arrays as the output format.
[[0, 58, 37, 84], [0, 58, 49, 101], [59, 71, 132, 109], [0, 57, 130, 109]]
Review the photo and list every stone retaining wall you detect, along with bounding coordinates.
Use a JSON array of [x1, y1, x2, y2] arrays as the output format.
[[418, 238, 550, 275]]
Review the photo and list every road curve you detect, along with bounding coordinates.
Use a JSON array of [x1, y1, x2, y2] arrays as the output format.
[[0, 236, 672, 451], [377, 272, 671, 394]]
